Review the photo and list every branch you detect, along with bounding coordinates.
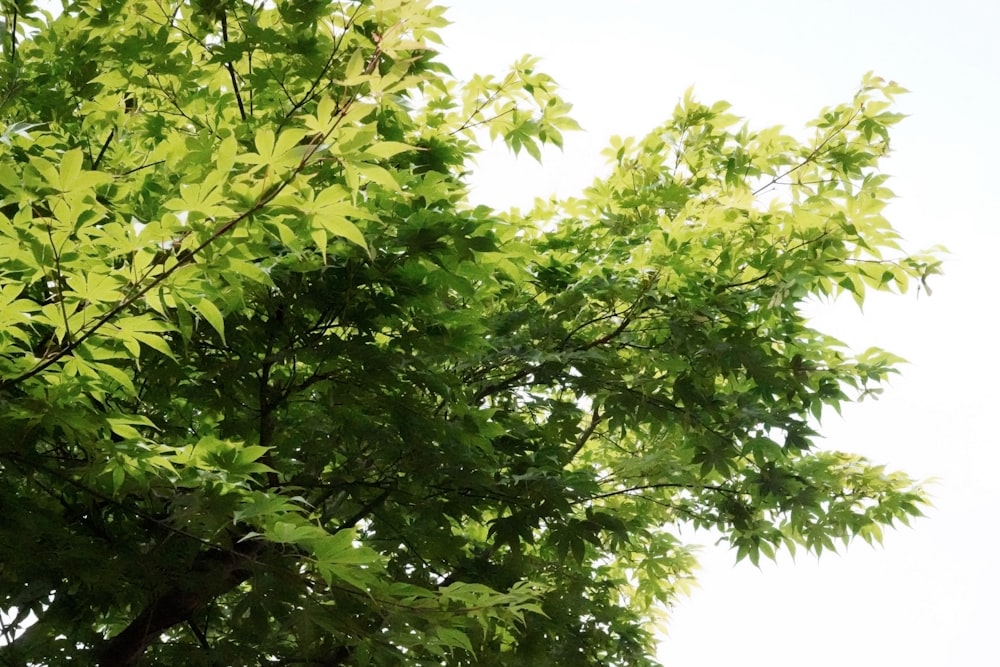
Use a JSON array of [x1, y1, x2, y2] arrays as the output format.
[[557, 307, 630, 351], [450, 70, 517, 135], [335, 487, 393, 533], [577, 312, 632, 352], [187, 619, 210, 650], [471, 365, 536, 403], [278, 2, 367, 130], [565, 405, 602, 463], [120, 158, 165, 176], [93, 129, 115, 170], [716, 271, 771, 291], [787, 230, 831, 252], [473, 274, 664, 404], [221, 10, 247, 121], [448, 107, 516, 135], [43, 219, 72, 345], [586, 481, 740, 503], [569, 271, 658, 352], [752, 106, 863, 197], [7, 6, 16, 61], [95, 541, 263, 667]]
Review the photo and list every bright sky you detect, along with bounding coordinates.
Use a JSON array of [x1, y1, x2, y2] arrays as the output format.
[[440, 1, 999, 664]]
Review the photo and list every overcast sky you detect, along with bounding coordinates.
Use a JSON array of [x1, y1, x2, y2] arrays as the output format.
[[440, 2, 999, 664]]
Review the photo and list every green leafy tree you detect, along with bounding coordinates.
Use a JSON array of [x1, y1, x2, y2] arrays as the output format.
[[0, 1, 942, 665]]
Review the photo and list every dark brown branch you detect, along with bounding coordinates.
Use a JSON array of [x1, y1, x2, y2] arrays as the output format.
[[221, 11, 247, 121], [472, 365, 536, 403], [95, 542, 263, 667], [565, 405, 602, 463], [577, 312, 633, 352], [120, 159, 165, 176], [557, 308, 630, 351], [335, 487, 393, 532], [93, 129, 115, 170], [716, 271, 771, 291], [787, 230, 831, 252], [188, 619, 210, 650], [475, 275, 663, 404], [586, 481, 740, 503]]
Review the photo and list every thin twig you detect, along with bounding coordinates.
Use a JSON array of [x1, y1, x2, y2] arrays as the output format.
[[752, 106, 863, 197], [44, 219, 72, 343], [450, 70, 517, 135]]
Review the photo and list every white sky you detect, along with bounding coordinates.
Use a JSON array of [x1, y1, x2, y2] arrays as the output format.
[[440, 1, 999, 664]]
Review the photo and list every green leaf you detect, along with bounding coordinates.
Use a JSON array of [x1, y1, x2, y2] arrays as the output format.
[[321, 216, 367, 251], [364, 141, 415, 160], [435, 627, 474, 654], [191, 298, 226, 343]]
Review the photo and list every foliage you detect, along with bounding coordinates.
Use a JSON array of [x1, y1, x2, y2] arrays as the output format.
[[0, 1, 941, 665]]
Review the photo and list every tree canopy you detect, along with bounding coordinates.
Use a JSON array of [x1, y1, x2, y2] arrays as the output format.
[[0, 1, 942, 665]]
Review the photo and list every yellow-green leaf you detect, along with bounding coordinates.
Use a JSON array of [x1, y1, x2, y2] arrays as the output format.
[[192, 298, 226, 343]]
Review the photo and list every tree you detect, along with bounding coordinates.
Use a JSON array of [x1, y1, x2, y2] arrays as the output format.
[[0, 1, 942, 665]]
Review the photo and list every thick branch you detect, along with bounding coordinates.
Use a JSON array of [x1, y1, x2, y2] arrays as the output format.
[[472, 365, 536, 403], [565, 405, 602, 464], [95, 542, 262, 667], [335, 487, 393, 532]]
